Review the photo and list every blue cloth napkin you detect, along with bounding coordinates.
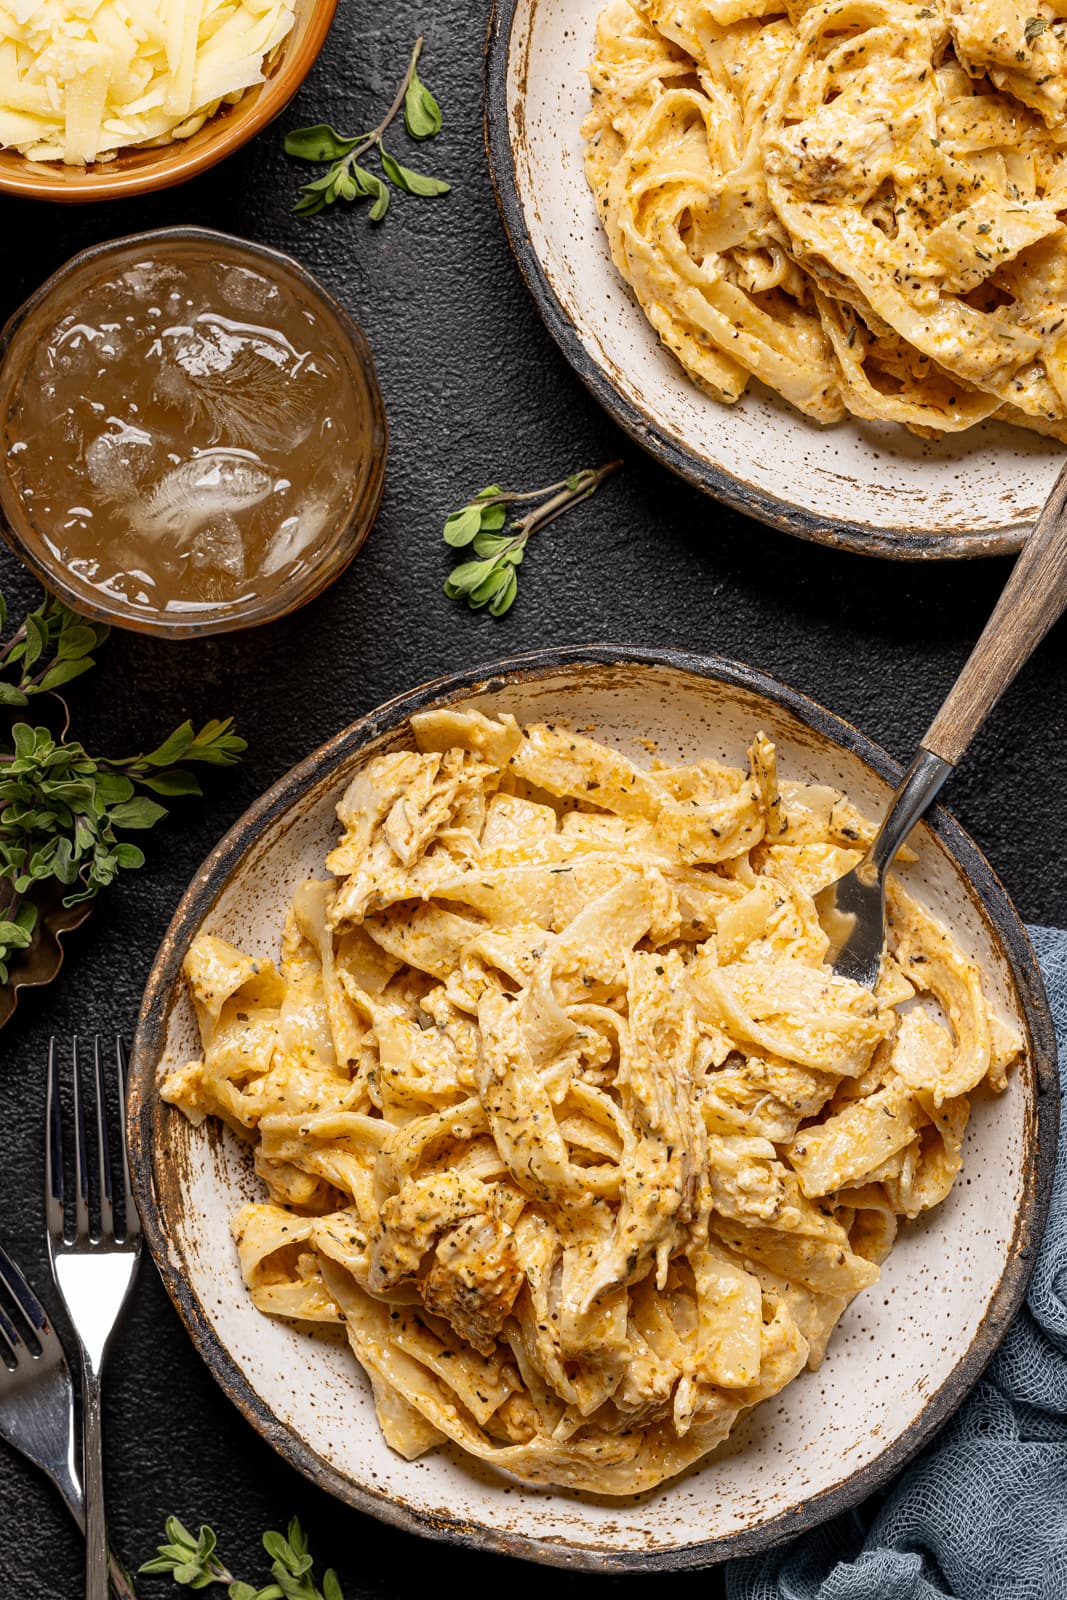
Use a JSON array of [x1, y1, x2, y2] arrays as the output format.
[[726, 926, 1067, 1600]]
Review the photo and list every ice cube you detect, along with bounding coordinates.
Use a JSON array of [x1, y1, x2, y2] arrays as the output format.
[[121, 263, 183, 299], [221, 267, 281, 315], [154, 324, 310, 451], [129, 451, 273, 539], [168, 324, 236, 380], [50, 324, 102, 382], [189, 512, 245, 577], [84, 425, 154, 501], [95, 323, 131, 364], [154, 363, 188, 410], [261, 499, 334, 574]]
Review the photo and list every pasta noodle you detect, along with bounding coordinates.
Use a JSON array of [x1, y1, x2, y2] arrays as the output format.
[[582, 0, 1067, 439], [164, 714, 1021, 1493]]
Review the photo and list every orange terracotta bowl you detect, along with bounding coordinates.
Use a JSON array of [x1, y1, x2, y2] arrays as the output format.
[[0, 0, 338, 203]]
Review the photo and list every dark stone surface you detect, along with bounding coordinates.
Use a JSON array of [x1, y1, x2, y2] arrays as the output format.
[[0, 1, 1063, 1592]]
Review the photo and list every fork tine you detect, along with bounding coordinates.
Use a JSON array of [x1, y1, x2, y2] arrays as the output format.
[[45, 1038, 64, 1244], [0, 1243, 48, 1335], [93, 1038, 115, 1241], [71, 1038, 90, 1243], [115, 1039, 140, 1243], [0, 1301, 19, 1365], [0, 1246, 38, 1363]]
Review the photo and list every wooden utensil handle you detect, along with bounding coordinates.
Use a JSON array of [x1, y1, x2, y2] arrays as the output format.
[[922, 459, 1067, 767]]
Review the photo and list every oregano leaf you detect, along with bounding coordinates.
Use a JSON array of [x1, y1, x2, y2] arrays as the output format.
[[443, 505, 483, 547], [22, 613, 45, 671], [404, 65, 442, 139], [379, 144, 450, 197], [361, 168, 391, 221], [56, 624, 100, 661], [293, 190, 328, 218], [472, 530, 513, 558], [443, 556, 498, 599], [284, 124, 362, 162], [108, 797, 167, 830], [38, 658, 94, 693]]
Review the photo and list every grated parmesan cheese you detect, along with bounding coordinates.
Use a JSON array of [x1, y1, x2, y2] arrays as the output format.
[[0, 0, 296, 164]]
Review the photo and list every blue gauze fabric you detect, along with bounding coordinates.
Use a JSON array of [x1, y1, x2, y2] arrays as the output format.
[[725, 925, 1067, 1600]]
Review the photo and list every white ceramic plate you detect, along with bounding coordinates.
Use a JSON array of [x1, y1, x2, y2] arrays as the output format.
[[128, 649, 1057, 1570], [484, 1, 1064, 558]]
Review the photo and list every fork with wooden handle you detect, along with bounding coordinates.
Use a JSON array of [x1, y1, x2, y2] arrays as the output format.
[[46, 1039, 142, 1600], [829, 459, 1067, 988], [0, 1242, 137, 1598]]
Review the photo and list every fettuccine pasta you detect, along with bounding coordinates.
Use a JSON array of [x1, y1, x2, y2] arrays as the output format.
[[583, 0, 1067, 438], [164, 714, 1021, 1493]]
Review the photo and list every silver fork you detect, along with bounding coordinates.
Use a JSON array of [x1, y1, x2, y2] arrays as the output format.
[[829, 456, 1067, 988], [46, 1038, 142, 1600], [0, 1242, 136, 1598]]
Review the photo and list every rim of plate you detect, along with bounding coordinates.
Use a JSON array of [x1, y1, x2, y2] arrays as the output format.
[[483, 1, 1040, 561], [128, 645, 1059, 1570]]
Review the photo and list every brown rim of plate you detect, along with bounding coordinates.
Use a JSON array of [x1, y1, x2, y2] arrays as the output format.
[[127, 645, 1059, 1572], [482, 1, 1037, 562], [0, 0, 338, 203], [0, 225, 388, 640]]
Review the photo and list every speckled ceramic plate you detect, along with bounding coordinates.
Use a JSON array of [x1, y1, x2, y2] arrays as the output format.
[[128, 648, 1057, 1570], [484, 1, 1064, 559]]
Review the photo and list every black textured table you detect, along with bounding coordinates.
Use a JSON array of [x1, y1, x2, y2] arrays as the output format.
[[1, 3, 1064, 1594]]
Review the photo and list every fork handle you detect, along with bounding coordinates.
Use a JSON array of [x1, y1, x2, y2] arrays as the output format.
[[81, 1357, 109, 1600], [48, 1388, 137, 1600], [59, 1499, 138, 1600], [922, 457, 1067, 767], [865, 747, 953, 879]]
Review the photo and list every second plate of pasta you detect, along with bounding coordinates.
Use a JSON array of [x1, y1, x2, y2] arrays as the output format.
[[128, 648, 1055, 1569], [485, 0, 1067, 555]]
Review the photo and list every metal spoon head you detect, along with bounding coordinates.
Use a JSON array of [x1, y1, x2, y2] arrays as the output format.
[[825, 750, 953, 990], [825, 863, 886, 989]]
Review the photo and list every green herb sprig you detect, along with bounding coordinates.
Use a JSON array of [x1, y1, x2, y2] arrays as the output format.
[[0, 588, 245, 988], [285, 36, 448, 221], [442, 460, 622, 616], [140, 1515, 342, 1600], [0, 591, 108, 714]]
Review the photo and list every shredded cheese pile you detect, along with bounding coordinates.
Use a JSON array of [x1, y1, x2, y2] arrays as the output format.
[[0, 0, 295, 164], [583, 0, 1067, 439], [164, 713, 1020, 1493]]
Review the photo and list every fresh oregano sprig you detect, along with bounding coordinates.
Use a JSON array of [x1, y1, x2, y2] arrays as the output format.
[[285, 36, 448, 221], [0, 590, 108, 715], [443, 460, 622, 616], [140, 1515, 343, 1600], [0, 587, 245, 990], [0, 717, 245, 982], [139, 1518, 231, 1590]]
